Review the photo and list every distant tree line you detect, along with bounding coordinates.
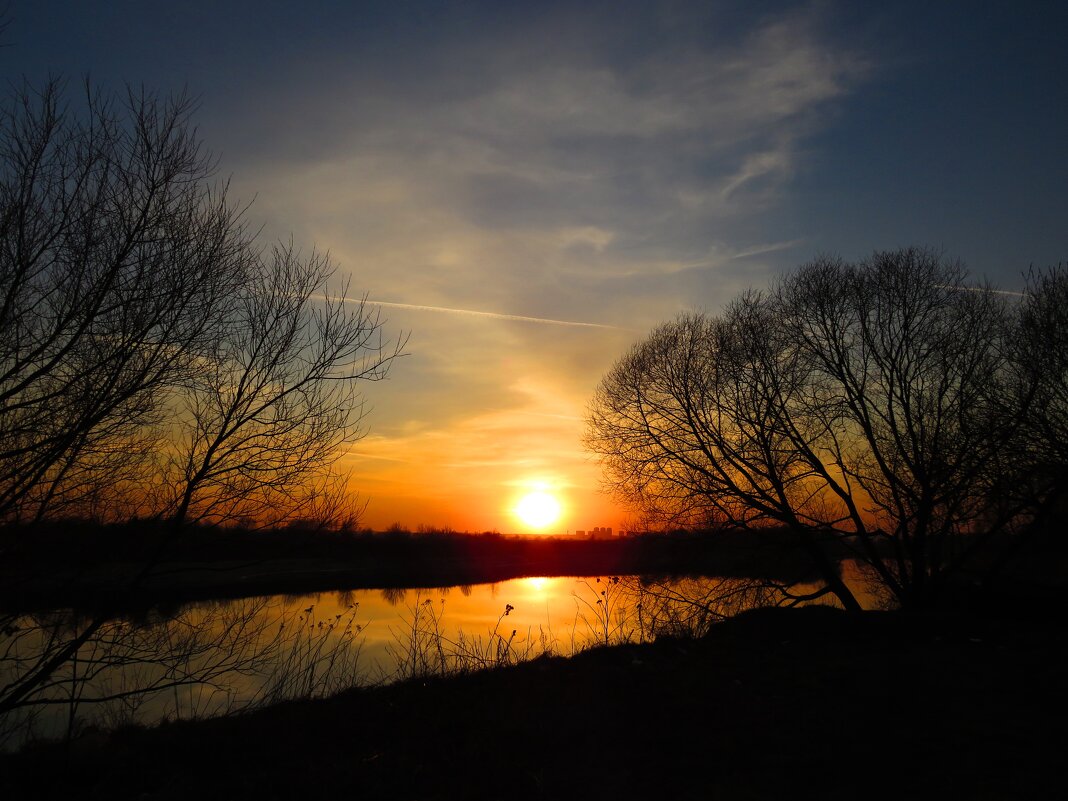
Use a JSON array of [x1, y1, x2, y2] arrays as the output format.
[[0, 80, 405, 531], [586, 249, 1067, 610], [1, 523, 832, 611]]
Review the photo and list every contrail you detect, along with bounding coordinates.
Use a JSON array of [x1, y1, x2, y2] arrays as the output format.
[[935, 284, 1027, 297], [731, 238, 807, 259], [368, 299, 630, 330]]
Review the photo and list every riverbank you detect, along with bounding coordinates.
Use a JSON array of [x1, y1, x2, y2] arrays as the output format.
[[3, 604, 1064, 800], [0, 525, 835, 612]]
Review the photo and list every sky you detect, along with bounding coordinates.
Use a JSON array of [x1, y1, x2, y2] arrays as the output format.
[[3, 1, 1066, 533]]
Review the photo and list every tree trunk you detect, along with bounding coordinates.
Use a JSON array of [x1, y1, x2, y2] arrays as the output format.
[[796, 529, 862, 612]]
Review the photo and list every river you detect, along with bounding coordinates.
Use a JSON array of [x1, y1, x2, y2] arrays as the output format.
[[0, 567, 882, 749]]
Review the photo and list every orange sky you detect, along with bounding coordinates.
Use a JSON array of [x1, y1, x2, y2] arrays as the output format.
[[337, 309, 636, 533], [11, 3, 1052, 534], [188, 5, 875, 534]]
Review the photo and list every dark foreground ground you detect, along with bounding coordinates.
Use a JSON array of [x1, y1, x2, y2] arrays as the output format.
[[3, 603, 1065, 801]]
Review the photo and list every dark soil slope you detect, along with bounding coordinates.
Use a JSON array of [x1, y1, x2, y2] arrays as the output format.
[[4, 604, 1065, 800]]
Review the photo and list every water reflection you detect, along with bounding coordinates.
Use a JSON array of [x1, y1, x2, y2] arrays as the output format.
[[0, 598, 364, 750], [0, 573, 850, 749], [380, 586, 407, 606]]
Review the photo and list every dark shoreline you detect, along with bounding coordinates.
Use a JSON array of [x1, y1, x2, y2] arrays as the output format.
[[3, 604, 1064, 800], [1, 526, 832, 613]]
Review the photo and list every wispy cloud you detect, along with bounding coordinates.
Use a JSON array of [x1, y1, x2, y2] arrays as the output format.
[[202, 2, 870, 529]]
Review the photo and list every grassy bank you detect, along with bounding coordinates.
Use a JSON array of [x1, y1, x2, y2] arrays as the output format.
[[3, 604, 1064, 800]]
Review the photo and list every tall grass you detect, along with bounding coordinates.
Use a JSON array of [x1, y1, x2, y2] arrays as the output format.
[[0, 599, 370, 749], [382, 576, 770, 680], [384, 596, 553, 680], [253, 603, 366, 705], [2, 574, 780, 748]]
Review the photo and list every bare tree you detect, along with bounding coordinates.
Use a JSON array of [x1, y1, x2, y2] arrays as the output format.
[[0, 80, 252, 523], [164, 242, 405, 528], [587, 248, 1041, 611], [0, 80, 402, 530], [978, 263, 1068, 576], [0, 78, 403, 734], [1019, 265, 1068, 486], [778, 250, 1027, 607]]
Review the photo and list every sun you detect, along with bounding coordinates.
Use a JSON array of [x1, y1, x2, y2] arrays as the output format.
[[514, 491, 562, 531]]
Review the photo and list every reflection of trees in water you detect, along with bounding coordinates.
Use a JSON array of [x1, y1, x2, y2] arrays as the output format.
[[380, 586, 460, 606], [621, 563, 895, 637], [1, 573, 871, 749], [569, 576, 784, 647], [0, 599, 364, 749], [626, 577, 783, 639], [380, 587, 408, 606]]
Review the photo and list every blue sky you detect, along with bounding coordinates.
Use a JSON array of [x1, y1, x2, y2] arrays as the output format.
[[4, 1, 1065, 530]]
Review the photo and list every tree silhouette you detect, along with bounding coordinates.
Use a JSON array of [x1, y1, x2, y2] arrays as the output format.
[[0, 80, 404, 529], [165, 242, 404, 528], [0, 78, 404, 735], [0, 80, 252, 523], [587, 248, 1056, 610]]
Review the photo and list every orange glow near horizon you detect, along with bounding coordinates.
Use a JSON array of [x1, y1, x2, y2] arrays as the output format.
[[339, 356, 628, 534]]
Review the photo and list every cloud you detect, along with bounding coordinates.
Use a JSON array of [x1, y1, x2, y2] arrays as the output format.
[[200, 2, 869, 528]]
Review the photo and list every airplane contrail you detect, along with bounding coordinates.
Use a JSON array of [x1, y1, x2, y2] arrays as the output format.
[[367, 299, 631, 330], [935, 284, 1027, 297], [730, 238, 807, 259]]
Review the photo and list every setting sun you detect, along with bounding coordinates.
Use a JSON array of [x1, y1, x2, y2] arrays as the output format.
[[514, 491, 562, 531]]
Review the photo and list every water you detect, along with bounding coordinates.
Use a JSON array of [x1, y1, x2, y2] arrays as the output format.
[[0, 570, 871, 748]]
